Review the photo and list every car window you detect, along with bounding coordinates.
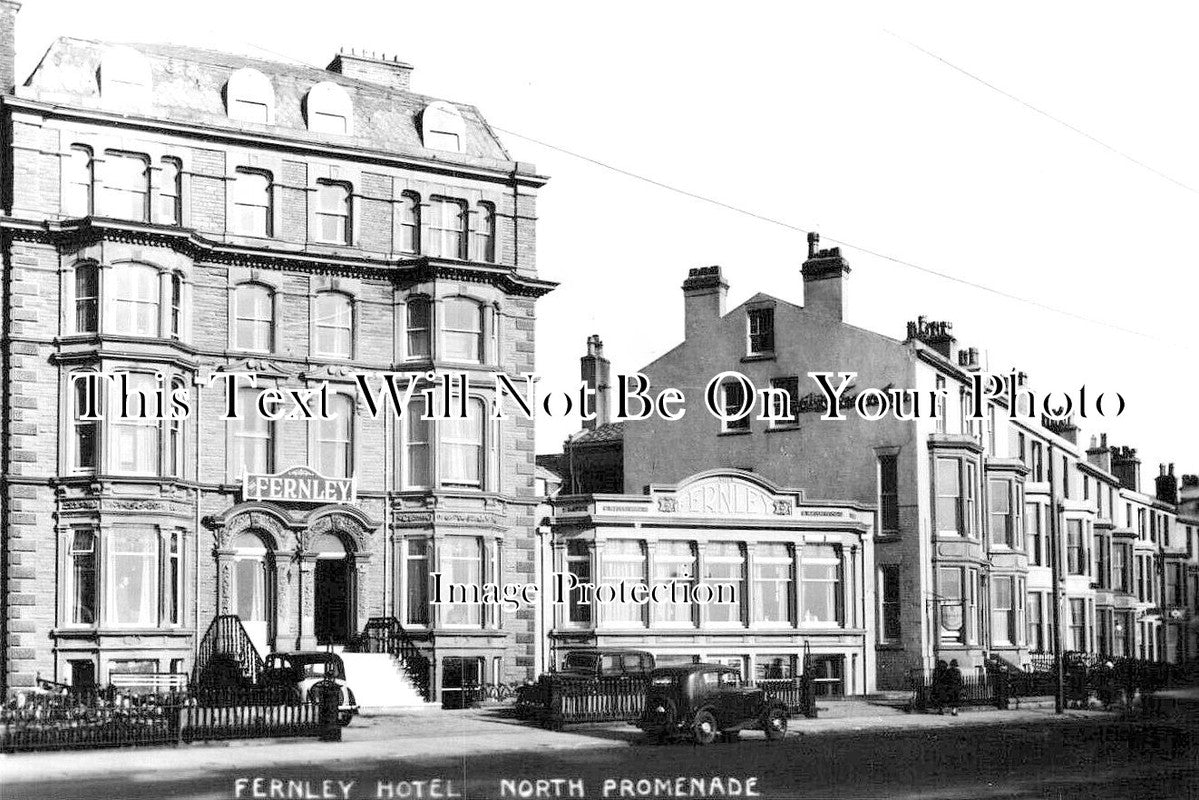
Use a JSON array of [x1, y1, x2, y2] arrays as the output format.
[[300, 662, 330, 679], [601, 655, 620, 673], [621, 654, 643, 672], [700, 671, 720, 686], [719, 672, 741, 686], [564, 653, 594, 671]]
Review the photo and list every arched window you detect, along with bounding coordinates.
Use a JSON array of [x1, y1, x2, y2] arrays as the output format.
[[159, 157, 182, 225], [315, 393, 353, 479], [405, 296, 431, 360], [102, 151, 150, 221], [231, 532, 272, 654], [472, 202, 495, 262], [442, 297, 483, 363], [421, 101, 465, 152], [314, 292, 353, 358], [99, 46, 151, 108], [232, 169, 272, 237], [64, 145, 93, 216], [110, 263, 160, 336], [305, 81, 354, 135], [398, 192, 420, 254], [428, 197, 465, 258], [315, 180, 351, 244], [440, 397, 485, 489], [226, 67, 276, 124], [74, 262, 99, 333], [235, 283, 274, 352]]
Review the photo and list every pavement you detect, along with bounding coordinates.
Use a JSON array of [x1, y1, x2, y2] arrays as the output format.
[[0, 699, 1119, 786]]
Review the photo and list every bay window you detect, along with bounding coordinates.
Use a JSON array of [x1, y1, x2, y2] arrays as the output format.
[[939, 566, 964, 642], [167, 377, 185, 477], [108, 528, 157, 626], [991, 576, 1015, 645], [442, 536, 483, 626], [704, 542, 744, 624], [1066, 519, 1086, 575], [1069, 598, 1086, 651], [601, 539, 646, 626], [404, 396, 431, 488], [111, 373, 160, 475], [315, 393, 353, 478], [753, 543, 793, 625], [442, 298, 483, 363], [110, 263, 160, 336], [989, 479, 1014, 547], [440, 398, 484, 488], [935, 458, 962, 535], [166, 531, 182, 626], [801, 545, 842, 625], [235, 284, 274, 352], [1026, 503, 1043, 565], [1113, 542, 1131, 593], [75, 263, 99, 333], [159, 157, 182, 224], [69, 529, 97, 625], [72, 374, 100, 471], [170, 273, 182, 339], [1027, 591, 1044, 651], [654, 541, 696, 626], [405, 297, 431, 359], [101, 151, 150, 221], [314, 292, 353, 358], [404, 538, 430, 626]]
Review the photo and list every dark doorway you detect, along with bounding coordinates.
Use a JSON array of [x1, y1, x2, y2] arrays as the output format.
[[441, 656, 482, 709], [807, 654, 846, 697], [314, 558, 350, 646]]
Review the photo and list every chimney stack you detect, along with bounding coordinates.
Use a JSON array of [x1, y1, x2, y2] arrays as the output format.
[[801, 233, 851, 321], [1110, 445, 1141, 492], [957, 347, 981, 371], [1086, 433, 1112, 472], [326, 48, 413, 90], [905, 316, 957, 361], [579, 334, 611, 430], [682, 266, 728, 341], [0, 1, 19, 95], [1156, 463, 1178, 505]]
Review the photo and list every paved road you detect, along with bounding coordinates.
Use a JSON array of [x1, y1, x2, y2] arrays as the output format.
[[3, 715, 1196, 800]]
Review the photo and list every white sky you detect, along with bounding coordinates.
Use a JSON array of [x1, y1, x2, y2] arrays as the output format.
[[15, 0, 1198, 479]]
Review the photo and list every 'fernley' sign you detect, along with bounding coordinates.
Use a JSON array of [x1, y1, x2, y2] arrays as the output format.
[[242, 466, 355, 504]]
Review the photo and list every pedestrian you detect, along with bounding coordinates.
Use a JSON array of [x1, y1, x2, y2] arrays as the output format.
[[946, 659, 964, 716], [931, 660, 948, 714]]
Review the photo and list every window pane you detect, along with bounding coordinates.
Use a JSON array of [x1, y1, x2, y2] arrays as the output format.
[[110, 264, 160, 336], [753, 543, 792, 624], [233, 171, 271, 236], [801, 545, 841, 625], [315, 394, 352, 478], [71, 530, 97, 624], [405, 539, 429, 625], [440, 400, 483, 486], [443, 537, 482, 626], [102, 153, 150, 221], [406, 298, 431, 358], [602, 540, 645, 625], [235, 558, 265, 621], [314, 293, 353, 358], [405, 398, 430, 488], [109, 529, 157, 625]]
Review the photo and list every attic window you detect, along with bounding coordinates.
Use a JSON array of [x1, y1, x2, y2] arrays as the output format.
[[421, 101, 465, 153], [100, 46, 152, 108], [226, 68, 276, 124], [306, 81, 354, 135]]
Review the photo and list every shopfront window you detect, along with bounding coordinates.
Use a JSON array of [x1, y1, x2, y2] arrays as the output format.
[[800, 545, 842, 625], [753, 543, 793, 625], [565, 540, 592, 625], [654, 541, 696, 626], [705, 541, 744, 625], [602, 539, 646, 626]]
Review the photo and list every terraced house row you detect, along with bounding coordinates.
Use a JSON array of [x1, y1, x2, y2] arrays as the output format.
[[547, 242, 1199, 691], [0, 1, 555, 703]]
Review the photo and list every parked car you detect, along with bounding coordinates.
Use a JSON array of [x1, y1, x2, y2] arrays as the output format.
[[637, 664, 788, 745], [260, 651, 358, 725]]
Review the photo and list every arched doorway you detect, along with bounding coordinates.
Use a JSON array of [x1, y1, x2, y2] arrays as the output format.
[[312, 531, 350, 646], [231, 532, 274, 656]]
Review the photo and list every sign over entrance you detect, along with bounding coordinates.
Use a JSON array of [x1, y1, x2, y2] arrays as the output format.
[[242, 466, 356, 504]]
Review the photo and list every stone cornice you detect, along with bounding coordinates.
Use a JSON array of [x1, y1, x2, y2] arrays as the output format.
[[0, 217, 557, 298]]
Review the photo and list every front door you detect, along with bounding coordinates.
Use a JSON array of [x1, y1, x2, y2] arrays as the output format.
[[314, 558, 349, 646], [441, 656, 482, 709]]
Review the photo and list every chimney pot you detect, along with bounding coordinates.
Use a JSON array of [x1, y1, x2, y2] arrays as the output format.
[[327, 50, 414, 90], [802, 239, 851, 321]]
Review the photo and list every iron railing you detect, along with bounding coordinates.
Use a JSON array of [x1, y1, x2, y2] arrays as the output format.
[[1, 683, 323, 753], [346, 616, 431, 701], [192, 615, 263, 688]]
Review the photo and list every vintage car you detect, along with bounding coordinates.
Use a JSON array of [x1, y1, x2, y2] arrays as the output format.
[[260, 651, 358, 725], [514, 649, 654, 721], [637, 664, 788, 744]]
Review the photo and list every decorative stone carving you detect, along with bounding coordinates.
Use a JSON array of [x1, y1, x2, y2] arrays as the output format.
[[773, 500, 792, 516], [657, 497, 678, 513]]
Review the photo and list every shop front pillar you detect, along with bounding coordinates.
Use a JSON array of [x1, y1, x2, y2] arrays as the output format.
[[297, 553, 319, 650]]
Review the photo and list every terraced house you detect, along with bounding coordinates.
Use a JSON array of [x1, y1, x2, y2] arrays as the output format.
[[552, 237, 1198, 691], [0, 2, 554, 703]]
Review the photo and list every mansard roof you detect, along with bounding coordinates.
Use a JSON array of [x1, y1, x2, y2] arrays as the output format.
[[19, 38, 514, 168]]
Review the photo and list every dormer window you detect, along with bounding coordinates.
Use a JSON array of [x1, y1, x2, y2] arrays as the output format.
[[421, 101, 465, 153], [305, 81, 354, 135], [747, 307, 774, 355], [100, 46, 152, 109], [226, 68, 276, 124]]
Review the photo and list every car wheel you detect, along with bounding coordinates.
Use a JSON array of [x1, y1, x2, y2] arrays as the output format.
[[693, 710, 718, 746], [763, 707, 787, 741], [338, 711, 354, 727]]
